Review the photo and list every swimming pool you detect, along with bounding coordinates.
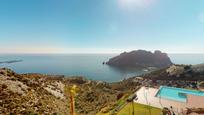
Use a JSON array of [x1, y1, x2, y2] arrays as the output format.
[[156, 86, 204, 102]]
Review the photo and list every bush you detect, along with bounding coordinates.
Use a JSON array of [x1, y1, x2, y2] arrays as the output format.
[[117, 93, 124, 100], [184, 65, 191, 70], [2, 84, 8, 89]]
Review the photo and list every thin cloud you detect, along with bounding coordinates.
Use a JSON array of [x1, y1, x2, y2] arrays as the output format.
[[118, 0, 156, 10], [199, 13, 204, 23]]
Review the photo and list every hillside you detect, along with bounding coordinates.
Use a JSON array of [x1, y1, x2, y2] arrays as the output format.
[[143, 64, 204, 81], [1, 64, 204, 114], [0, 68, 140, 114]]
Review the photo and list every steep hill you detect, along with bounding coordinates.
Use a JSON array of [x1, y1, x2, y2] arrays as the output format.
[[106, 50, 172, 68], [0, 68, 140, 114], [143, 64, 204, 81]]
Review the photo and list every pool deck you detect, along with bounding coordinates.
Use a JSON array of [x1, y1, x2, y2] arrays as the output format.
[[134, 87, 204, 113]]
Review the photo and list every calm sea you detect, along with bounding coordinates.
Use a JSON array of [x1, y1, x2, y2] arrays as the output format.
[[0, 54, 204, 82]]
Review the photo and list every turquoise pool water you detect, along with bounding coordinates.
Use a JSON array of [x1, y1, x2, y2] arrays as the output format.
[[156, 86, 204, 102]]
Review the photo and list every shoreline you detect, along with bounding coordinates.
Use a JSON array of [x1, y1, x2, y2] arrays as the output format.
[[1, 65, 204, 114]]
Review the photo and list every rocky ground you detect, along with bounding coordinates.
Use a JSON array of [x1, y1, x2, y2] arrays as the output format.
[[0, 68, 140, 115]]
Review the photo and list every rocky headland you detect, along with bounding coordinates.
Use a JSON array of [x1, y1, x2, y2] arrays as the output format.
[[0, 60, 23, 64], [106, 50, 172, 68]]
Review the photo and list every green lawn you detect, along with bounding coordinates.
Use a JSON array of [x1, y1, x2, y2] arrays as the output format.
[[117, 103, 162, 115]]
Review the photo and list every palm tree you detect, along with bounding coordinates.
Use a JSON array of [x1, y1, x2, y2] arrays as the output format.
[[64, 85, 79, 115]]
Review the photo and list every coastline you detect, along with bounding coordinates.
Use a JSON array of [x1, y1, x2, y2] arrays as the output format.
[[1, 66, 204, 114]]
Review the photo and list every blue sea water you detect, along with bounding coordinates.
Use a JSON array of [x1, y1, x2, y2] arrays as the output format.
[[0, 54, 204, 82]]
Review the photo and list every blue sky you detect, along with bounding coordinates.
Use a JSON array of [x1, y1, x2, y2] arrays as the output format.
[[0, 0, 204, 53]]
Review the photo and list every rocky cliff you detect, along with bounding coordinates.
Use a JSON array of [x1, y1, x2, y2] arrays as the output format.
[[106, 50, 172, 68]]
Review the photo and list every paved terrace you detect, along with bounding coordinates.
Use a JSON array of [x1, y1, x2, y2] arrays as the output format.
[[134, 87, 204, 113]]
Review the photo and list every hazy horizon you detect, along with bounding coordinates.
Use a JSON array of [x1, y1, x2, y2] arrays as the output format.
[[1, 0, 204, 54], [2, 51, 204, 54]]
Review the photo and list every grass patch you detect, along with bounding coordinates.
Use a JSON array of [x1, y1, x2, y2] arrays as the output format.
[[97, 93, 130, 115], [117, 103, 162, 115]]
